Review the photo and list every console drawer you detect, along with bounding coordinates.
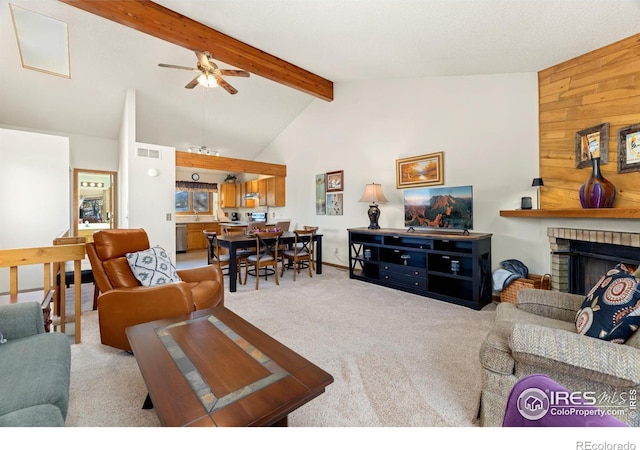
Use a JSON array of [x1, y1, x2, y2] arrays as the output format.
[[381, 271, 427, 290], [380, 263, 426, 277]]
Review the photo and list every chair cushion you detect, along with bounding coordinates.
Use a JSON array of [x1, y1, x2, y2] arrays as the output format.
[[575, 264, 640, 343], [126, 247, 181, 287], [103, 257, 140, 288]]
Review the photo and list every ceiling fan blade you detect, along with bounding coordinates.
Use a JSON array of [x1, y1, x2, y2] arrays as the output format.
[[158, 63, 198, 71], [185, 76, 200, 89], [214, 75, 238, 95], [219, 69, 250, 77]]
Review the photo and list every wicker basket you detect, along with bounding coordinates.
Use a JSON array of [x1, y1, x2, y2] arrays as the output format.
[[500, 273, 551, 304]]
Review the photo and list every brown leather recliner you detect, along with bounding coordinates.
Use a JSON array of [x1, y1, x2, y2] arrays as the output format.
[[86, 228, 224, 352]]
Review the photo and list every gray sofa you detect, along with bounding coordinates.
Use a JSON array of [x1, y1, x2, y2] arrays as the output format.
[[0, 302, 71, 426], [479, 288, 640, 427]]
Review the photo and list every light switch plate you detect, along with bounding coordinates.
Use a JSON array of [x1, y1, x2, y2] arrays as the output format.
[[166, 213, 172, 221]]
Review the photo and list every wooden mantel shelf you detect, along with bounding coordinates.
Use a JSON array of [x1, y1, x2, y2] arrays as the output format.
[[499, 208, 640, 219]]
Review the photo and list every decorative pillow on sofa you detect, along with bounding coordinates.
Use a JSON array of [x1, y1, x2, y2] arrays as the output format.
[[126, 247, 181, 287], [575, 264, 640, 343]]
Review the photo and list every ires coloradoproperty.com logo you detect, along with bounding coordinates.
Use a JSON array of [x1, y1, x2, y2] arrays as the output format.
[[516, 387, 637, 420]]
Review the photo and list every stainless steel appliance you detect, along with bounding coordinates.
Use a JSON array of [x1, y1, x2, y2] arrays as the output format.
[[176, 224, 187, 253], [231, 212, 240, 221], [250, 212, 267, 222]]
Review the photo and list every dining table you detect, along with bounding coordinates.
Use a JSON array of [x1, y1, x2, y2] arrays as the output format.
[[216, 231, 323, 292]]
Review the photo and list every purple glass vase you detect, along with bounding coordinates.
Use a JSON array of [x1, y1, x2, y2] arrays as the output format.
[[579, 157, 616, 208]]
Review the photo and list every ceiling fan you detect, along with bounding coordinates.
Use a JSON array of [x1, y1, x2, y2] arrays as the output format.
[[158, 50, 250, 94]]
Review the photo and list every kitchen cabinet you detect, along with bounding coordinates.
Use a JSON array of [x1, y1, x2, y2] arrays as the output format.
[[258, 179, 268, 206], [246, 179, 258, 194], [220, 183, 237, 208], [266, 176, 286, 206], [186, 222, 220, 251]]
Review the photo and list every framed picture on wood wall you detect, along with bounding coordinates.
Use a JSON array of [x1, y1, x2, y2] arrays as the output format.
[[575, 123, 609, 168], [617, 123, 640, 173], [396, 152, 444, 189]]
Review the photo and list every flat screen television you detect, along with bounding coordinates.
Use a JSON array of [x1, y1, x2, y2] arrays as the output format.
[[404, 185, 473, 232]]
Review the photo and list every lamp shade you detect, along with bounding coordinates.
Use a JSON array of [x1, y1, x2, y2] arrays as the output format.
[[197, 73, 218, 88], [359, 183, 388, 204], [531, 178, 544, 187]]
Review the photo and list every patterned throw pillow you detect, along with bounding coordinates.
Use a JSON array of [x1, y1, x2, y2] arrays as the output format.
[[126, 247, 181, 287], [575, 264, 640, 343]]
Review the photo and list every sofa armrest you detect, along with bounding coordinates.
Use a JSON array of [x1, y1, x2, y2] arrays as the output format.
[[510, 322, 640, 386], [516, 289, 584, 322], [0, 302, 44, 340]]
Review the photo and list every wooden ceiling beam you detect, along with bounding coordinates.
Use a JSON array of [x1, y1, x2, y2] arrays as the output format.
[[59, 0, 333, 101], [176, 152, 287, 178]]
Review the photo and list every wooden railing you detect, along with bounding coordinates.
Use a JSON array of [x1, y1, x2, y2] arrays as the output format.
[[0, 243, 86, 344]]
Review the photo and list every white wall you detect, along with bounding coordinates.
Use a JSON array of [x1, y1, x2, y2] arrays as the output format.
[[260, 72, 640, 275], [128, 142, 177, 255], [0, 128, 69, 291], [257, 73, 552, 273]]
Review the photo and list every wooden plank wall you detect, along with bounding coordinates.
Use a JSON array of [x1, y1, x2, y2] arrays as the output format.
[[538, 33, 640, 209]]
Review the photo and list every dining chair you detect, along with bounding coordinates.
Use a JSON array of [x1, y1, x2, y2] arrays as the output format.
[[203, 230, 245, 285], [280, 229, 314, 281], [244, 230, 283, 290], [274, 220, 290, 231], [246, 222, 267, 233], [303, 226, 319, 270]]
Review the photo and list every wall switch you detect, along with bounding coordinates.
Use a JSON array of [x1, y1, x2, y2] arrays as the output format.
[[166, 213, 172, 221], [272, 212, 275, 218]]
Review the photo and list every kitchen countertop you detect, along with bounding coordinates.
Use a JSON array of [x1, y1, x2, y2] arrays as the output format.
[[175, 216, 221, 224]]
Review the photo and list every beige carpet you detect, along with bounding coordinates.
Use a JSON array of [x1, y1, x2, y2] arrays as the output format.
[[65, 265, 497, 427]]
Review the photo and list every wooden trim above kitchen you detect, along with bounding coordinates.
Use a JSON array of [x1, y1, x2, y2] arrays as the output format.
[[176, 152, 286, 177]]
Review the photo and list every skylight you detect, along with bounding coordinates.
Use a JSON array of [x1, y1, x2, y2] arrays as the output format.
[[10, 3, 70, 78]]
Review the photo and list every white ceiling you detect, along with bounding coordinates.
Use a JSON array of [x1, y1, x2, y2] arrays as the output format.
[[1, 0, 639, 161]]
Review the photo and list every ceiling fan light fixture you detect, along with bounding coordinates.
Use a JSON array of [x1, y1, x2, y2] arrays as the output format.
[[197, 73, 218, 88]]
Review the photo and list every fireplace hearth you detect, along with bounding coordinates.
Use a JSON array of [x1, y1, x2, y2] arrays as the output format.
[[549, 228, 640, 294]]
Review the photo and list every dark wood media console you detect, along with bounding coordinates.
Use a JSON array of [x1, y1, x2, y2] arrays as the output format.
[[348, 228, 492, 310]]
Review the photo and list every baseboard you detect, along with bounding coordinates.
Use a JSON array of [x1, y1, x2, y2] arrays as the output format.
[[323, 262, 348, 271]]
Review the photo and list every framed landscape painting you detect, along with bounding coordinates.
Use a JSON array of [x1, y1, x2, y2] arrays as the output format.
[[396, 152, 444, 188]]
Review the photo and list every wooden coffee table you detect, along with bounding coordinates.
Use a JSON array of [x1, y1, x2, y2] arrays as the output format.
[[126, 307, 334, 427]]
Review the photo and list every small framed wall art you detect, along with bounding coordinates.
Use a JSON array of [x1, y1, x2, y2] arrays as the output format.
[[326, 170, 344, 192], [575, 123, 609, 168], [315, 173, 326, 215], [617, 123, 640, 174], [396, 152, 444, 189], [326, 193, 343, 215]]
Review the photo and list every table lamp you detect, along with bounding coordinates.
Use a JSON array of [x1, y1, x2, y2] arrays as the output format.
[[359, 183, 388, 229], [532, 177, 544, 209]]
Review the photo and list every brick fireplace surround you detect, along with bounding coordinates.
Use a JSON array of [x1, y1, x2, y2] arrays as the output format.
[[548, 228, 640, 292]]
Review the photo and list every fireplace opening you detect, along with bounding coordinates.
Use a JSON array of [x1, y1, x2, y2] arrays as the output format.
[[568, 240, 640, 295]]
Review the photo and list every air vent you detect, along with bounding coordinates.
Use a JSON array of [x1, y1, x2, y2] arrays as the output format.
[[137, 148, 161, 159]]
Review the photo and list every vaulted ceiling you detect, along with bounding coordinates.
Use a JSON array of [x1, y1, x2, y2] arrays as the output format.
[[1, 0, 639, 161]]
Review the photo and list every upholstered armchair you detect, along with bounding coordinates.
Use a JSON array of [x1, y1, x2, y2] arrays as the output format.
[[479, 288, 640, 426], [86, 228, 224, 352]]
